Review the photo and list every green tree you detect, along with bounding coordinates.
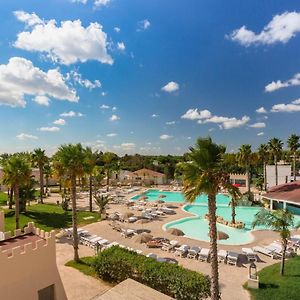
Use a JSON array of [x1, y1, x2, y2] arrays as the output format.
[[237, 144, 252, 198], [181, 137, 228, 300], [257, 144, 269, 191], [268, 138, 283, 186], [43, 161, 52, 195], [227, 185, 242, 224], [32, 148, 48, 204], [253, 209, 299, 276], [53, 143, 87, 262], [2, 155, 31, 229], [287, 134, 300, 181], [102, 152, 118, 192], [94, 193, 110, 215]]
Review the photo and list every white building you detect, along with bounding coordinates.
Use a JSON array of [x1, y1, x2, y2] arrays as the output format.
[[266, 164, 291, 189]]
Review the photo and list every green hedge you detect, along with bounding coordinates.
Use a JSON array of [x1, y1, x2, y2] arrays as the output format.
[[93, 246, 210, 300]]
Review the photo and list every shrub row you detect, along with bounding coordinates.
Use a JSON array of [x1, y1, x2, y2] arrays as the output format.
[[93, 246, 210, 300]]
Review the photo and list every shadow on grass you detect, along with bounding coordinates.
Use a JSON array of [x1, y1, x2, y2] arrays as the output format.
[[259, 283, 279, 289], [23, 211, 72, 229]]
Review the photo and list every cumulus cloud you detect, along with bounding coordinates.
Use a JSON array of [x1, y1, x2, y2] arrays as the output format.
[[181, 108, 212, 120], [66, 71, 101, 89], [71, 0, 88, 3], [120, 142, 135, 150], [110, 114, 120, 121], [100, 104, 110, 109], [137, 19, 150, 31], [14, 11, 43, 27], [107, 133, 117, 137], [228, 12, 300, 46], [94, 0, 110, 7], [161, 81, 179, 93], [14, 11, 113, 65], [204, 115, 250, 129], [166, 121, 176, 125], [114, 27, 120, 33], [53, 118, 66, 125], [38, 126, 60, 132], [0, 57, 77, 107], [16, 133, 38, 140], [112, 106, 117, 111], [101, 91, 107, 96], [33, 95, 50, 106], [257, 132, 264, 136], [60, 110, 83, 117], [151, 114, 159, 118], [271, 102, 300, 112], [249, 122, 266, 128], [117, 42, 125, 51], [160, 134, 172, 140], [256, 106, 267, 114], [265, 73, 300, 92]]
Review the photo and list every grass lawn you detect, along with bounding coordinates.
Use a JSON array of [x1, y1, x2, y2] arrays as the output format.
[[247, 256, 300, 300], [0, 191, 8, 206], [3, 203, 100, 232], [66, 257, 98, 278]]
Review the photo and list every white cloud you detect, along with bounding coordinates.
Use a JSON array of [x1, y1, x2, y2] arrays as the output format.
[[292, 98, 300, 104], [60, 110, 83, 117], [120, 142, 135, 150], [94, 0, 110, 7], [14, 11, 43, 27], [151, 114, 159, 118], [71, 0, 88, 3], [114, 27, 120, 33], [117, 42, 125, 51], [0, 57, 77, 107], [181, 108, 212, 120], [100, 104, 110, 109], [257, 132, 264, 136], [256, 106, 267, 114], [271, 103, 300, 112], [112, 106, 117, 111], [53, 118, 66, 125], [110, 114, 120, 121], [138, 19, 150, 31], [14, 12, 113, 65], [33, 95, 50, 106], [16, 133, 38, 140], [67, 71, 101, 89], [229, 12, 300, 46], [161, 81, 179, 93], [265, 73, 300, 92], [204, 115, 250, 129], [38, 126, 60, 132], [101, 91, 107, 96], [160, 134, 172, 140], [249, 122, 266, 128], [166, 121, 175, 125], [107, 133, 117, 137]]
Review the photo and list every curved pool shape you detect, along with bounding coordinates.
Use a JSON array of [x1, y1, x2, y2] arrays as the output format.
[[165, 205, 300, 245], [131, 189, 230, 205]]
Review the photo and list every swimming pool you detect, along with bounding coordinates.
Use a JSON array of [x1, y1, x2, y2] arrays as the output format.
[[165, 205, 300, 245], [131, 189, 230, 205]]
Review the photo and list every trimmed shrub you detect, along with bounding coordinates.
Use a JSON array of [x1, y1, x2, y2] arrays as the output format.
[[93, 246, 210, 300]]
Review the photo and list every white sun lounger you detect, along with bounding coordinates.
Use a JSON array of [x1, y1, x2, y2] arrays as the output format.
[[198, 248, 210, 262], [253, 246, 278, 259], [242, 248, 257, 262], [147, 253, 158, 259], [227, 251, 239, 266], [187, 246, 201, 259], [217, 250, 228, 263], [174, 245, 190, 257], [161, 240, 179, 252]]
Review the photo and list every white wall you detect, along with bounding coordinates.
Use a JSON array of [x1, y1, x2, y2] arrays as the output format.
[[266, 165, 291, 188]]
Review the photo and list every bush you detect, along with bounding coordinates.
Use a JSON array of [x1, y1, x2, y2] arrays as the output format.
[[93, 246, 210, 300]]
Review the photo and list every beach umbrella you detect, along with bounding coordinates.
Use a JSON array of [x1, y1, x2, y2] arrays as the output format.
[[210, 231, 229, 240], [121, 212, 134, 219], [133, 233, 153, 244], [167, 228, 184, 236]]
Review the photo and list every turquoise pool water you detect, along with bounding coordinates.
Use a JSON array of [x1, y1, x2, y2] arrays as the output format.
[[131, 189, 230, 205], [165, 205, 300, 245]]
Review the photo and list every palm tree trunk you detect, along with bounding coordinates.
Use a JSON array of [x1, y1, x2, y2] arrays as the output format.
[[39, 166, 44, 204], [71, 175, 80, 262], [293, 151, 296, 181], [208, 193, 220, 300], [89, 175, 93, 212], [46, 176, 49, 195], [106, 169, 109, 192], [9, 187, 13, 209], [263, 161, 267, 191], [231, 201, 236, 224], [246, 165, 251, 199], [275, 155, 278, 186], [280, 239, 287, 276], [14, 185, 20, 230]]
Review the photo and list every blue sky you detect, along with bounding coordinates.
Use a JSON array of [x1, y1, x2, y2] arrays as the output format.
[[0, 0, 300, 155]]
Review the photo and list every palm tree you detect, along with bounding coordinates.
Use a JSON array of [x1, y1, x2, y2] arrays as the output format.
[[53, 143, 87, 262], [237, 144, 252, 198], [181, 137, 228, 300], [32, 148, 48, 204], [287, 134, 300, 181], [268, 138, 283, 186], [227, 184, 242, 224], [2, 155, 31, 229], [43, 161, 52, 195], [94, 193, 110, 216], [84, 147, 98, 212], [257, 144, 269, 191], [102, 152, 118, 192], [253, 209, 299, 276]]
